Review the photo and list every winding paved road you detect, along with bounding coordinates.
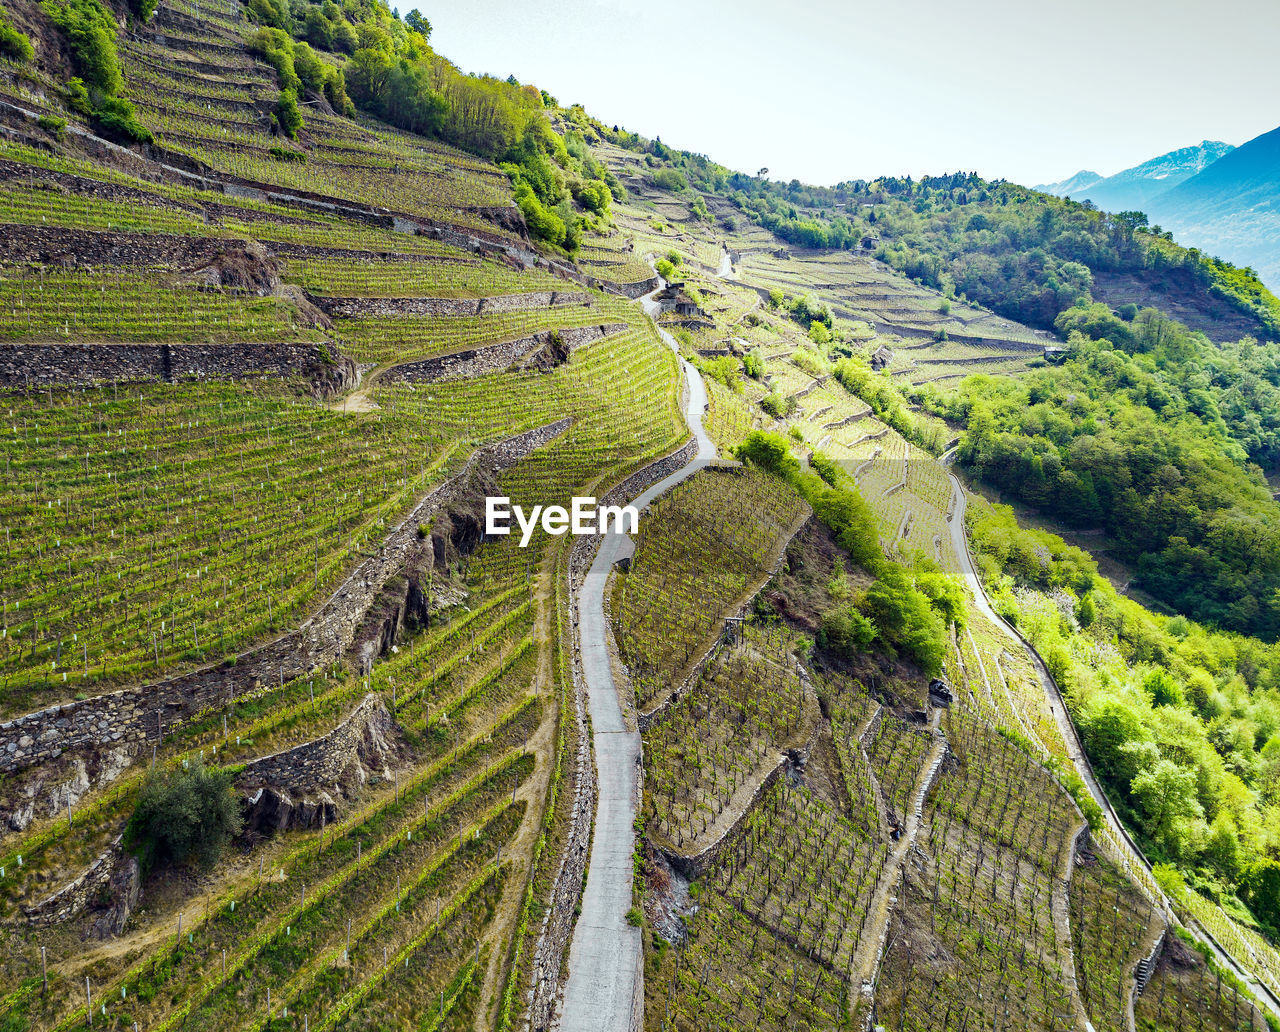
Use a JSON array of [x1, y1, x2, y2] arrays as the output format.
[[557, 288, 715, 1032], [946, 471, 1280, 1022]]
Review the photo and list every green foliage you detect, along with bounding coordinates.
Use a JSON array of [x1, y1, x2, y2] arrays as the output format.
[[1240, 859, 1280, 937], [654, 257, 676, 281], [742, 349, 763, 379], [571, 178, 610, 215], [735, 431, 800, 480], [40, 0, 152, 144], [246, 0, 291, 30], [512, 181, 566, 248], [36, 115, 66, 137], [698, 355, 741, 393], [968, 493, 1280, 927], [1061, 770, 1104, 831], [760, 391, 795, 419], [248, 28, 310, 138], [834, 356, 948, 454], [268, 145, 306, 162], [0, 11, 34, 61], [273, 88, 304, 138], [650, 167, 687, 192], [860, 565, 946, 676], [818, 605, 877, 657], [404, 8, 430, 38], [944, 317, 1280, 635], [41, 0, 120, 92], [736, 433, 951, 675], [1152, 862, 1187, 903], [125, 759, 244, 872]]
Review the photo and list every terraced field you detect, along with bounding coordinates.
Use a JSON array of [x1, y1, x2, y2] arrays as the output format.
[[0, 6, 1277, 1029], [612, 467, 809, 710]]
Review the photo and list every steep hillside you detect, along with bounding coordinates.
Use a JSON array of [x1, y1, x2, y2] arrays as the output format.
[[1155, 125, 1280, 291], [0, 3, 1278, 1032]]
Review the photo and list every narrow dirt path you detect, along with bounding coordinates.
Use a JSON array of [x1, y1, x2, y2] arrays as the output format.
[[556, 286, 715, 1032], [848, 732, 947, 995]]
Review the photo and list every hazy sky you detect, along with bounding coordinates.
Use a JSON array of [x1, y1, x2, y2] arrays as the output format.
[[416, 0, 1280, 188]]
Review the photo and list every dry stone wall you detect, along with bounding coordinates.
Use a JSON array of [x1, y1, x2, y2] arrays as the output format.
[[311, 291, 592, 318], [385, 323, 627, 384], [238, 693, 407, 833], [23, 834, 140, 937], [0, 419, 569, 776], [0, 341, 356, 395]]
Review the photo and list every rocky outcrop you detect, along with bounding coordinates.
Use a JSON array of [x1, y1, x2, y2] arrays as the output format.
[[237, 694, 408, 834], [2, 744, 132, 837], [23, 836, 141, 939], [385, 323, 627, 384]]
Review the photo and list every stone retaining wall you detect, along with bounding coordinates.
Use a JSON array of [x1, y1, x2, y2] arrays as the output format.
[[23, 835, 140, 937], [385, 324, 628, 384], [0, 341, 356, 396], [0, 221, 264, 268], [0, 419, 569, 776], [311, 291, 592, 318], [524, 435, 696, 1032], [238, 694, 398, 796]]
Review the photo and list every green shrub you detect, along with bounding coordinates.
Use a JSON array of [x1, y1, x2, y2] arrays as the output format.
[[274, 88, 303, 138], [37, 114, 66, 137], [512, 182, 566, 247], [93, 95, 152, 143], [818, 606, 877, 657], [572, 178, 610, 215], [41, 0, 123, 94], [246, 0, 291, 30], [0, 13, 34, 61], [650, 168, 687, 192], [698, 355, 741, 393], [40, 0, 152, 143], [654, 258, 675, 281], [125, 759, 244, 872], [760, 391, 796, 419], [859, 565, 946, 676], [734, 430, 800, 480], [64, 76, 90, 114], [268, 145, 306, 162]]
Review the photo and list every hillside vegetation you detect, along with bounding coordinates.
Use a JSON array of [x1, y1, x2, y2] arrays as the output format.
[[0, 1, 1278, 1030]]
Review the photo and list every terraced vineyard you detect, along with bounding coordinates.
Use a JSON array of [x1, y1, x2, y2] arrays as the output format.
[[1, 2, 1278, 1028], [642, 622, 815, 852], [612, 467, 808, 710]]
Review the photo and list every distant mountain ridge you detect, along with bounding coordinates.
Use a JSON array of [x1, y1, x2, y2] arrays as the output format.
[[1035, 169, 1103, 197], [1035, 140, 1234, 209], [1035, 130, 1280, 291]]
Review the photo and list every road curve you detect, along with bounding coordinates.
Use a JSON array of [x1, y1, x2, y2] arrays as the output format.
[[946, 471, 1280, 1021], [557, 287, 715, 1032]]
